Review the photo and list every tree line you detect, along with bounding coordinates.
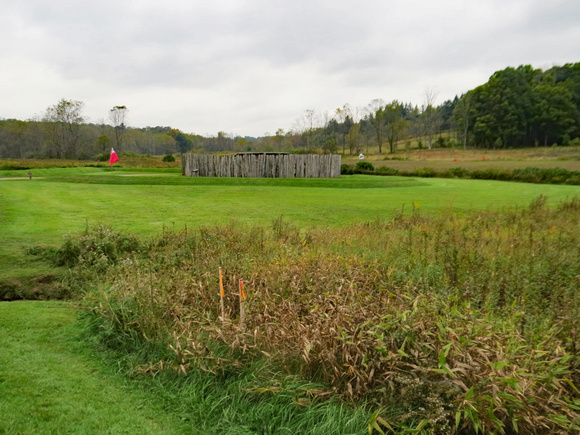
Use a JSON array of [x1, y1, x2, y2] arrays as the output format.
[[287, 62, 580, 154], [0, 63, 578, 160], [0, 102, 206, 160]]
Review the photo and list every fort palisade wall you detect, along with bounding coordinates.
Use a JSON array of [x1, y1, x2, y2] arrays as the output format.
[[182, 154, 341, 178]]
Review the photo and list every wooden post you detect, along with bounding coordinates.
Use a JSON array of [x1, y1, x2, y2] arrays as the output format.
[[219, 267, 225, 320], [239, 279, 246, 331]]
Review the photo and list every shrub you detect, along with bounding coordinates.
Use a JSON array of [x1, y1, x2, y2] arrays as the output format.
[[446, 167, 470, 178], [55, 225, 141, 272], [376, 166, 399, 175], [0, 163, 31, 170], [512, 166, 580, 184], [356, 161, 374, 171], [410, 167, 437, 177], [340, 164, 356, 175], [162, 154, 176, 162], [94, 152, 109, 162]]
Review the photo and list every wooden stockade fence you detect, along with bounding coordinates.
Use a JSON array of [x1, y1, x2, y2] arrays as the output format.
[[182, 153, 341, 178]]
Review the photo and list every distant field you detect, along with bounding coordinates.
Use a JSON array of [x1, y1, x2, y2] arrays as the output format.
[[343, 146, 580, 171], [356, 159, 580, 171], [1, 166, 579, 282]]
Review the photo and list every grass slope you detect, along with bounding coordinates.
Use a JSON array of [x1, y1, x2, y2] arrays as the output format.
[[0, 301, 193, 434]]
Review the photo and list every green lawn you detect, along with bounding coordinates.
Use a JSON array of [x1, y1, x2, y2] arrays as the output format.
[[1, 168, 579, 280], [0, 301, 370, 434], [0, 301, 194, 434], [1, 166, 579, 433]]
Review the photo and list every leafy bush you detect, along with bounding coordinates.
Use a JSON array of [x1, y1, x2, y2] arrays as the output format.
[[410, 167, 437, 177], [94, 152, 109, 162], [512, 166, 580, 184], [55, 225, 141, 272], [0, 164, 31, 170], [340, 164, 356, 175], [342, 164, 580, 185], [446, 167, 470, 178], [162, 154, 176, 162], [356, 161, 374, 171], [376, 166, 399, 175], [342, 162, 398, 175]]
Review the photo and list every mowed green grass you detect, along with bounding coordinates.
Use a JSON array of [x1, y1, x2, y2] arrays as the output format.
[[0, 301, 193, 434], [1, 167, 579, 280], [0, 301, 371, 435]]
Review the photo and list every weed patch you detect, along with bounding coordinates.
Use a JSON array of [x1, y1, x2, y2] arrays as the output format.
[[63, 197, 580, 433]]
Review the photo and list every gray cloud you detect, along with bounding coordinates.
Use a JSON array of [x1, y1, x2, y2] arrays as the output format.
[[1, 0, 578, 136]]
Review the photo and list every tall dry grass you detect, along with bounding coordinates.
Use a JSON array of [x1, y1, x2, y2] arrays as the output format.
[[69, 197, 580, 433]]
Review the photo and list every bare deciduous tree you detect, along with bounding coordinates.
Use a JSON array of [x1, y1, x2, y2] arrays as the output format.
[[367, 99, 386, 154], [420, 87, 442, 150], [454, 92, 473, 150], [109, 105, 128, 150], [335, 104, 353, 154], [294, 109, 319, 151]]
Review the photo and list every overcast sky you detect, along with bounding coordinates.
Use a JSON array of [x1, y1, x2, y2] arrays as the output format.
[[1, 0, 578, 137]]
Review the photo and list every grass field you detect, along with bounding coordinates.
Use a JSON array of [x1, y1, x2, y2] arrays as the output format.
[[0, 301, 369, 434], [2, 166, 579, 283], [0, 301, 193, 434], [1, 154, 579, 433]]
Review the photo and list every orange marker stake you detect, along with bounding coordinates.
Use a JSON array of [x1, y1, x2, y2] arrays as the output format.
[[239, 279, 246, 331], [239, 279, 246, 301], [219, 267, 225, 320]]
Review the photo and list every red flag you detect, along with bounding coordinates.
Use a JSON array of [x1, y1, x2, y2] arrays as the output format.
[[109, 148, 119, 166]]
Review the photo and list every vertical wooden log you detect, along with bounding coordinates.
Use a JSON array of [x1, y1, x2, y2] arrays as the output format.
[[283, 155, 287, 178], [294, 155, 301, 178], [260, 153, 265, 177]]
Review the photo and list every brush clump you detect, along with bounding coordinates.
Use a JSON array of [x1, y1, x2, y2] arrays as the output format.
[[64, 197, 580, 434]]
